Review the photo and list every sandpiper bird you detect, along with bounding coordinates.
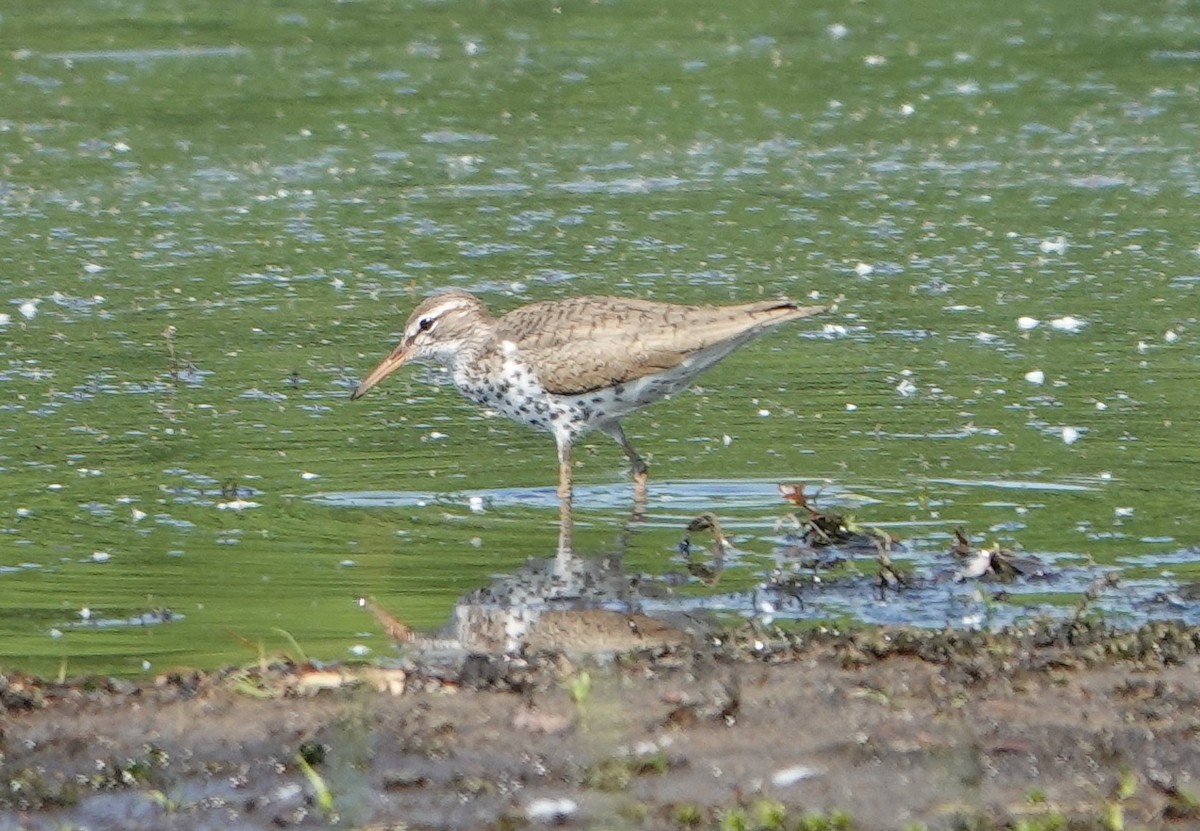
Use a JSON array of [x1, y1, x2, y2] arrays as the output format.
[[351, 290, 825, 511]]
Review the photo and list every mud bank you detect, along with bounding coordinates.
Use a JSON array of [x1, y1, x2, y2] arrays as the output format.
[[3, 622, 1200, 830]]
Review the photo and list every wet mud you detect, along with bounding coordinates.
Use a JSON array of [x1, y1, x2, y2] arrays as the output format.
[[4, 621, 1200, 831]]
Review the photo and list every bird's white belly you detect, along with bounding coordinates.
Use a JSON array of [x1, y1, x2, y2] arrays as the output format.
[[452, 340, 717, 444]]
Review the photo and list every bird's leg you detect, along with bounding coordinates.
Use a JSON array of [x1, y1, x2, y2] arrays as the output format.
[[602, 422, 648, 504], [556, 438, 574, 529]]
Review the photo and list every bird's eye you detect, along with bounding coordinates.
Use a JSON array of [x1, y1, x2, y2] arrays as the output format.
[[417, 317, 434, 333]]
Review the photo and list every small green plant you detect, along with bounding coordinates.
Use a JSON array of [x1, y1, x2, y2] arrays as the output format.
[[797, 811, 852, 831], [227, 670, 274, 699], [584, 750, 669, 792], [713, 801, 852, 831], [752, 799, 788, 829], [145, 789, 183, 813], [672, 802, 705, 827], [1012, 814, 1068, 831], [717, 806, 749, 831], [584, 757, 632, 792], [1102, 770, 1137, 831], [617, 800, 649, 823], [566, 670, 591, 706], [295, 753, 333, 815], [272, 627, 310, 663]]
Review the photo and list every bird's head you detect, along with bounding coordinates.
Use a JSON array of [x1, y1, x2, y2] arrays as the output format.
[[350, 290, 489, 399]]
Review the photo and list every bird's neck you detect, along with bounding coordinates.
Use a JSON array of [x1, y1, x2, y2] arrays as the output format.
[[446, 330, 502, 377]]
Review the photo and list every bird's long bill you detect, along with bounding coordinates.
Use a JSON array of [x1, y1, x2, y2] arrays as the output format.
[[350, 344, 410, 400]]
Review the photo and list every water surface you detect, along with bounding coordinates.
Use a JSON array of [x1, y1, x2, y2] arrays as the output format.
[[2, 0, 1199, 675]]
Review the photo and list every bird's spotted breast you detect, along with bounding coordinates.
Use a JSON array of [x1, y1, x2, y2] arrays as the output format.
[[452, 351, 650, 444], [451, 343, 715, 446], [454, 353, 566, 436]]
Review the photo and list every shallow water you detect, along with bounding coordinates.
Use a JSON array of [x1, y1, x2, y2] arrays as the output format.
[[2, 0, 1199, 675]]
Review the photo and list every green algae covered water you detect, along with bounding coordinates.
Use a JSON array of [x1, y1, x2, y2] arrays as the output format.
[[2, 0, 1199, 675]]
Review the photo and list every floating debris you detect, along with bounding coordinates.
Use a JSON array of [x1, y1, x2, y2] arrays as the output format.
[[777, 483, 898, 554], [1050, 315, 1086, 333], [525, 797, 578, 823], [1039, 235, 1068, 254], [217, 499, 260, 511], [949, 528, 1048, 582], [771, 763, 822, 787]]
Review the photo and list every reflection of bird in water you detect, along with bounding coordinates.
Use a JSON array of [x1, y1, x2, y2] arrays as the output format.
[[450, 552, 699, 654], [361, 552, 706, 655], [356, 596, 414, 643]]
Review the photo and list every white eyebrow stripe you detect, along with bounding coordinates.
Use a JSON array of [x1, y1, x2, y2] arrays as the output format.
[[425, 297, 472, 318], [407, 296, 473, 338]]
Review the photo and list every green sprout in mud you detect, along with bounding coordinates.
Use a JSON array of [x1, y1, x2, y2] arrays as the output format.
[[585, 751, 670, 792], [227, 669, 275, 699], [566, 670, 592, 706], [145, 789, 184, 814], [1011, 816, 1069, 831], [1102, 770, 1138, 831], [716, 801, 850, 831], [295, 753, 334, 817], [272, 627, 310, 663], [796, 813, 852, 831], [673, 803, 705, 827], [752, 800, 788, 829]]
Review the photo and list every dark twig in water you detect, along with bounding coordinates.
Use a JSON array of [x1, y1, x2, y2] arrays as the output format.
[[162, 325, 178, 385], [1071, 572, 1121, 623], [777, 482, 901, 556], [874, 536, 908, 598], [678, 512, 729, 584]]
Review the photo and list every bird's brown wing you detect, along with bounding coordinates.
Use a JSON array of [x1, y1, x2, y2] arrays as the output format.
[[497, 296, 824, 396]]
